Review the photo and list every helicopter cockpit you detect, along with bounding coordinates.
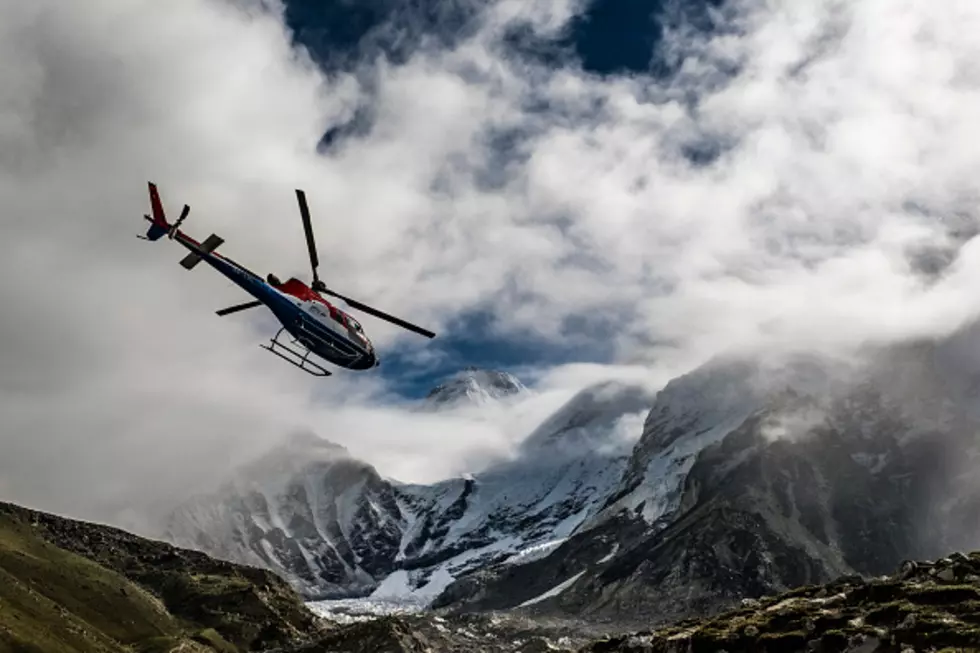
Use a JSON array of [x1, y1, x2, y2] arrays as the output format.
[[345, 314, 373, 350]]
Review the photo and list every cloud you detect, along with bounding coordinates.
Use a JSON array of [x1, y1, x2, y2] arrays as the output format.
[[3, 0, 980, 525]]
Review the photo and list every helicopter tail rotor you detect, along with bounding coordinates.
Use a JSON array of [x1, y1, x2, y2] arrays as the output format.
[[141, 182, 191, 242]]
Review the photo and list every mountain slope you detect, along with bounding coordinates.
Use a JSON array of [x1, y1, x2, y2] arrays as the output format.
[[473, 341, 980, 626], [429, 359, 767, 614], [162, 432, 409, 600], [0, 500, 324, 653], [381, 380, 653, 603], [430, 342, 980, 623]]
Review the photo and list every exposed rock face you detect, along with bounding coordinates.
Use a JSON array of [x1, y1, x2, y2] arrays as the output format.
[[515, 342, 980, 625], [162, 432, 410, 600], [430, 358, 777, 616], [388, 381, 652, 603]]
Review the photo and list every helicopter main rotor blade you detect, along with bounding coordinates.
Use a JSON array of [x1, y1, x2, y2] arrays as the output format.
[[216, 300, 263, 316], [295, 189, 320, 285], [322, 289, 436, 339]]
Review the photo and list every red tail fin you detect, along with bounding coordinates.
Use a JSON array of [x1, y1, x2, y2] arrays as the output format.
[[144, 182, 171, 241], [148, 182, 168, 225]]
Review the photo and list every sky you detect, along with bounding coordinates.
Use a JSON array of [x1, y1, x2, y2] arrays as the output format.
[[4, 0, 980, 528]]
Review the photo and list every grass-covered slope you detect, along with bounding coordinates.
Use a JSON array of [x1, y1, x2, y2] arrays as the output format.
[[583, 552, 980, 652], [0, 501, 326, 653]]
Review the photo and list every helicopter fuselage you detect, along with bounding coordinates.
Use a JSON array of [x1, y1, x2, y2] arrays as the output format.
[[172, 230, 378, 371]]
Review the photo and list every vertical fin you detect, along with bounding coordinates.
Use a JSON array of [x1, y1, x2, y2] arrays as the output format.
[[143, 182, 171, 241], [148, 182, 167, 226]]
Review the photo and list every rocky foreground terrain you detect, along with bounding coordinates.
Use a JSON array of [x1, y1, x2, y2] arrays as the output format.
[[6, 495, 980, 652]]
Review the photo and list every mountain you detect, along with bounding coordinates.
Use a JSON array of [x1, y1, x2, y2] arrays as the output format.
[[159, 371, 654, 606], [161, 431, 408, 600], [0, 500, 325, 653], [560, 341, 980, 625], [420, 367, 529, 410], [158, 336, 980, 626], [382, 380, 653, 604], [433, 340, 980, 626]]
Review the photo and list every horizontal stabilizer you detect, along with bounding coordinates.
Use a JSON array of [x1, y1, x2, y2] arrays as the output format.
[[179, 252, 203, 270], [199, 233, 224, 252], [179, 233, 224, 270]]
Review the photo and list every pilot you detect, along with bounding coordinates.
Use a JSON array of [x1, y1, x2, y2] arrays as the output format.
[[267, 273, 283, 287]]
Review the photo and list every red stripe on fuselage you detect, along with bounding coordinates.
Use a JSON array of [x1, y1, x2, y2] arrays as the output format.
[[275, 278, 334, 309]]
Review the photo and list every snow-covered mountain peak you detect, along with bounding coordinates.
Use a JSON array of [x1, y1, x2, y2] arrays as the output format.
[[422, 367, 529, 410], [278, 430, 350, 458], [516, 380, 654, 461], [229, 430, 354, 487]]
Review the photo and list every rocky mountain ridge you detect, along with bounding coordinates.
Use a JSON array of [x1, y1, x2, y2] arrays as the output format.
[[436, 341, 980, 627], [161, 371, 655, 606]]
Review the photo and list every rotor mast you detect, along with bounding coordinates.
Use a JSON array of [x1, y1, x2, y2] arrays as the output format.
[[293, 189, 435, 339]]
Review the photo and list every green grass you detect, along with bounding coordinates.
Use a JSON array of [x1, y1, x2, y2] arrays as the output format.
[[0, 512, 181, 653], [0, 501, 325, 653]]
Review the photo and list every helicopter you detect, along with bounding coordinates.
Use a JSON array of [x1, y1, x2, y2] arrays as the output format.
[[138, 182, 435, 377]]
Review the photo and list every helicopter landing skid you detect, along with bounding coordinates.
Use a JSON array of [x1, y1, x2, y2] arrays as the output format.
[[260, 327, 332, 377]]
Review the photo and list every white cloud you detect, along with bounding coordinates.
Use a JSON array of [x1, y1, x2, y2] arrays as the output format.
[[3, 0, 980, 524]]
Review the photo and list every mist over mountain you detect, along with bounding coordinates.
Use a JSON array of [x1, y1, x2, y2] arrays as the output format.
[[421, 367, 529, 409], [159, 368, 651, 602]]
